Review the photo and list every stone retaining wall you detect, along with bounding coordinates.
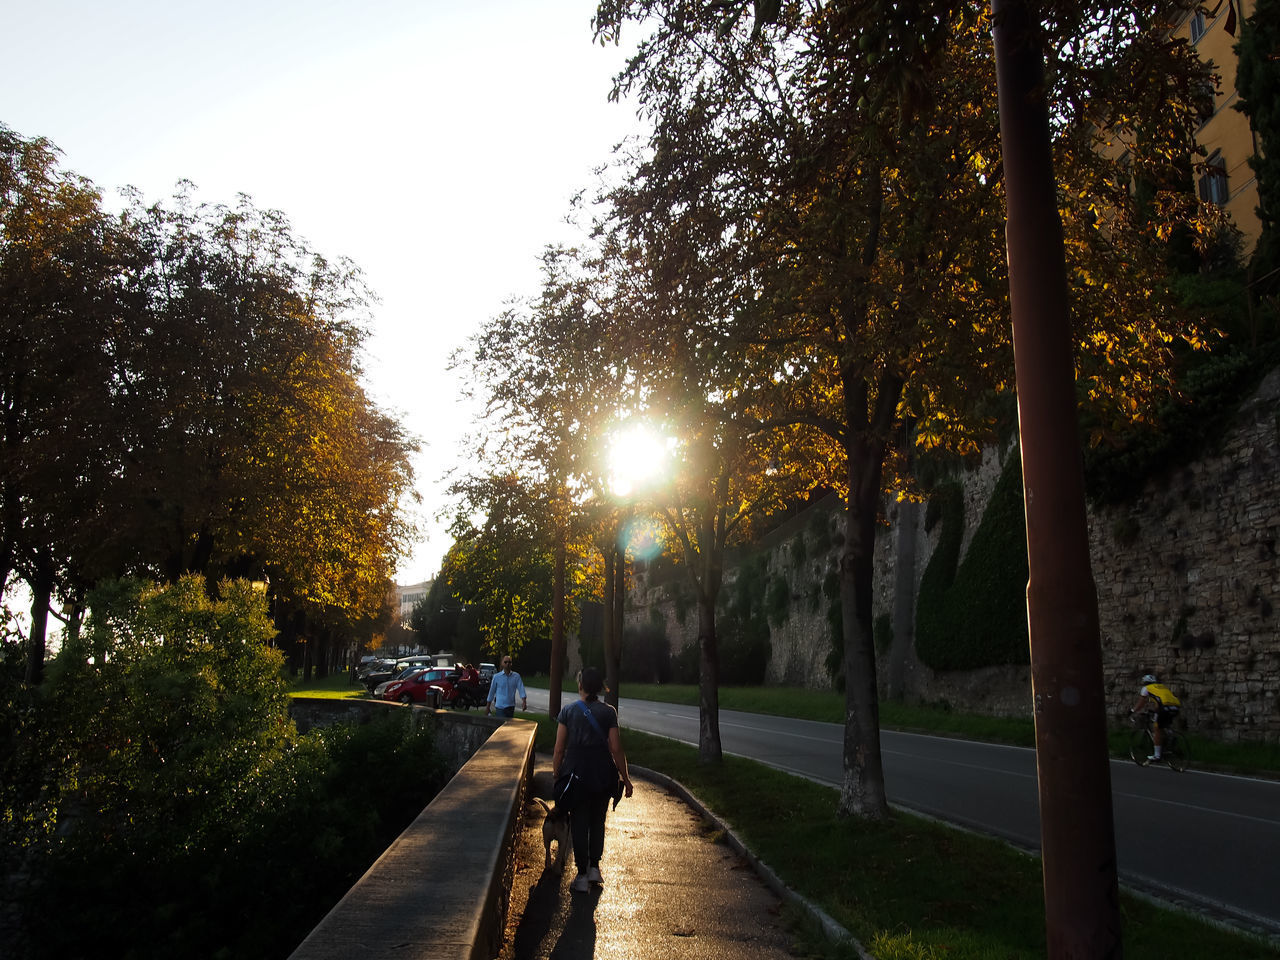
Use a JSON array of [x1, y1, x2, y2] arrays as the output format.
[[287, 700, 536, 960], [626, 369, 1280, 743]]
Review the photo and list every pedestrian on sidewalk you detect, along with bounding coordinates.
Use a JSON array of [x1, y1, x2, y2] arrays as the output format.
[[486, 655, 527, 718], [551, 667, 633, 894]]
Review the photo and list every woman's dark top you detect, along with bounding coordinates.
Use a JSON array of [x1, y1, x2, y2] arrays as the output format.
[[556, 698, 619, 793]]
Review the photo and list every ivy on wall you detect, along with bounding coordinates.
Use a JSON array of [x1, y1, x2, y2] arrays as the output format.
[[916, 456, 1031, 670]]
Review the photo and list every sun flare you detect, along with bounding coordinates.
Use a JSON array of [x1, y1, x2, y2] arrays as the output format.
[[606, 425, 671, 497]]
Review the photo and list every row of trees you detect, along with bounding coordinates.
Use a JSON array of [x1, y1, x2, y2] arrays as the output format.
[[0, 124, 417, 676], [433, 0, 1278, 822]]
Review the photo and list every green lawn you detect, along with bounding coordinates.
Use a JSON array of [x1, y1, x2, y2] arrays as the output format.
[[287, 670, 373, 699]]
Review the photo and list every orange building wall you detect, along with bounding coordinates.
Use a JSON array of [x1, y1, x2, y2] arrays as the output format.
[[1173, 0, 1263, 253]]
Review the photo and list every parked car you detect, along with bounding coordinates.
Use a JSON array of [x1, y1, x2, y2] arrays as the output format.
[[374, 664, 434, 698], [363, 656, 434, 692], [382, 668, 454, 704], [478, 662, 497, 682], [359, 658, 399, 690]]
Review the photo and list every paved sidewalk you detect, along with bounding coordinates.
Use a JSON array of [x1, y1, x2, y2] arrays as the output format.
[[496, 757, 801, 960]]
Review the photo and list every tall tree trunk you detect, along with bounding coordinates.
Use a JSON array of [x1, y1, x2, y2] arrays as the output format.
[[549, 528, 566, 719], [993, 1, 1122, 954], [24, 556, 54, 686], [695, 588, 723, 764], [601, 542, 620, 709], [835, 361, 897, 820], [837, 445, 890, 819], [302, 614, 314, 683], [693, 509, 724, 763], [611, 539, 625, 703], [315, 627, 329, 680]]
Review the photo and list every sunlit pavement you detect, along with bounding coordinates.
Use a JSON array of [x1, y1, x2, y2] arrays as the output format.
[[497, 756, 801, 960]]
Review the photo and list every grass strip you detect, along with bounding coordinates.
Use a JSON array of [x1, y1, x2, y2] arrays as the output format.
[[524, 711, 1278, 960], [287, 671, 370, 699]]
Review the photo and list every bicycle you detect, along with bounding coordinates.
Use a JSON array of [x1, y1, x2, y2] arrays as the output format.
[[1128, 712, 1189, 772]]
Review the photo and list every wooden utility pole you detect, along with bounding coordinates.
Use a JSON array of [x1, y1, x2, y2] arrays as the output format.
[[991, 1, 1124, 956]]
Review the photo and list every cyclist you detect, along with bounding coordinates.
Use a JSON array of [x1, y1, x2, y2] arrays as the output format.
[[1130, 673, 1181, 762]]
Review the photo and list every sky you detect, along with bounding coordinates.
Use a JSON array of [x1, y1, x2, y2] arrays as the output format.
[[1, 0, 644, 586]]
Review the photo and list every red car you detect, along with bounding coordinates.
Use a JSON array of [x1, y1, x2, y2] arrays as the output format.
[[382, 668, 453, 704]]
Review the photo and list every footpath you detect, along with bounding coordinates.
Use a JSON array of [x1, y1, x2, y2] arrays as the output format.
[[495, 755, 811, 960]]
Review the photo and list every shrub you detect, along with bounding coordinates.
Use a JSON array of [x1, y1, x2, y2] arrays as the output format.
[[621, 621, 673, 683], [916, 461, 1030, 671], [7, 577, 449, 960]]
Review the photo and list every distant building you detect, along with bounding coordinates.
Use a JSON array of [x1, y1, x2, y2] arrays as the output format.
[[395, 580, 432, 628], [1172, 0, 1262, 253]]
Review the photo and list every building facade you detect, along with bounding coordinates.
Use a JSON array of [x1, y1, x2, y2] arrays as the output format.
[[395, 580, 432, 628], [1174, 0, 1263, 252]]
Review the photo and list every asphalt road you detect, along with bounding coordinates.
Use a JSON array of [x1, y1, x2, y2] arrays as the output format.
[[526, 689, 1280, 937]]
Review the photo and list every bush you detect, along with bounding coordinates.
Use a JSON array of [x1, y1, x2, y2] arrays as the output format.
[[916, 461, 1030, 671], [6, 577, 449, 960], [621, 621, 673, 683]]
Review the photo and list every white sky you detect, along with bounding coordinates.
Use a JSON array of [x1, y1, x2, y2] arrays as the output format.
[[1, 0, 643, 585]]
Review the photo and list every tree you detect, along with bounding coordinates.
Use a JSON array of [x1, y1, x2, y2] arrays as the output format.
[[1, 133, 418, 680], [0, 125, 140, 682], [430, 490, 565, 664], [594, 0, 1216, 819], [586, 225, 825, 761], [456, 245, 641, 711]]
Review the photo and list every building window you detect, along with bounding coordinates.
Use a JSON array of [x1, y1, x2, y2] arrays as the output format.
[[1198, 151, 1228, 205], [1189, 11, 1207, 42]]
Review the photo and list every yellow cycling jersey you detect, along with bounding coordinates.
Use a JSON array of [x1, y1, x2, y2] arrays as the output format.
[[1142, 683, 1181, 708]]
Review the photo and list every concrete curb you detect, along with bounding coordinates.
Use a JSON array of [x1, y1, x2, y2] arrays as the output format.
[[631, 764, 876, 960]]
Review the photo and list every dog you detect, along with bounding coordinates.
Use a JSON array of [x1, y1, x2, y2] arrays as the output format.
[[533, 797, 571, 874]]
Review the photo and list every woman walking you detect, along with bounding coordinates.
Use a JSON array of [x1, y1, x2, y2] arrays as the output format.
[[551, 666, 634, 893]]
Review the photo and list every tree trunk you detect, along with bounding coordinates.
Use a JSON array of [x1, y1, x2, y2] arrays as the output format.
[[24, 557, 54, 686], [696, 589, 723, 763], [611, 541, 625, 701], [837, 497, 889, 817], [302, 615, 314, 683], [834, 373, 896, 819], [549, 529, 566, 718], [601, 542, 620, 710], [315, 628, 329, 680]]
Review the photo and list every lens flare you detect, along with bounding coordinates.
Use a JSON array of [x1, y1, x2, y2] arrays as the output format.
[[620, 515, 664, 562]]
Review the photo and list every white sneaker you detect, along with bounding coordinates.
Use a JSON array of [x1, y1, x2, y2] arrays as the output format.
[[571, 874, 590, 893], [586, 867, 603, 885]]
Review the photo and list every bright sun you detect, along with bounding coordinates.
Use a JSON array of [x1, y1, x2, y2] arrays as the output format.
[[607, 425, 670, 497]]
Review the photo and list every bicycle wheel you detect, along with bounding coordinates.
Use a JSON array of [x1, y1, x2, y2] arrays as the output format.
[[1129, 728, 1153, 766], [1165, 731, 1189, 773]]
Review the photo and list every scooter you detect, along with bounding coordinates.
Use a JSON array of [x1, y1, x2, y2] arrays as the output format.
[[449, 681, 485, 710], [430, 677, 486, 710]]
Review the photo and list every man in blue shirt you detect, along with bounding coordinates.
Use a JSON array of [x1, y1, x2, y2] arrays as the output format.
[[485, 656, 527, 718]]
